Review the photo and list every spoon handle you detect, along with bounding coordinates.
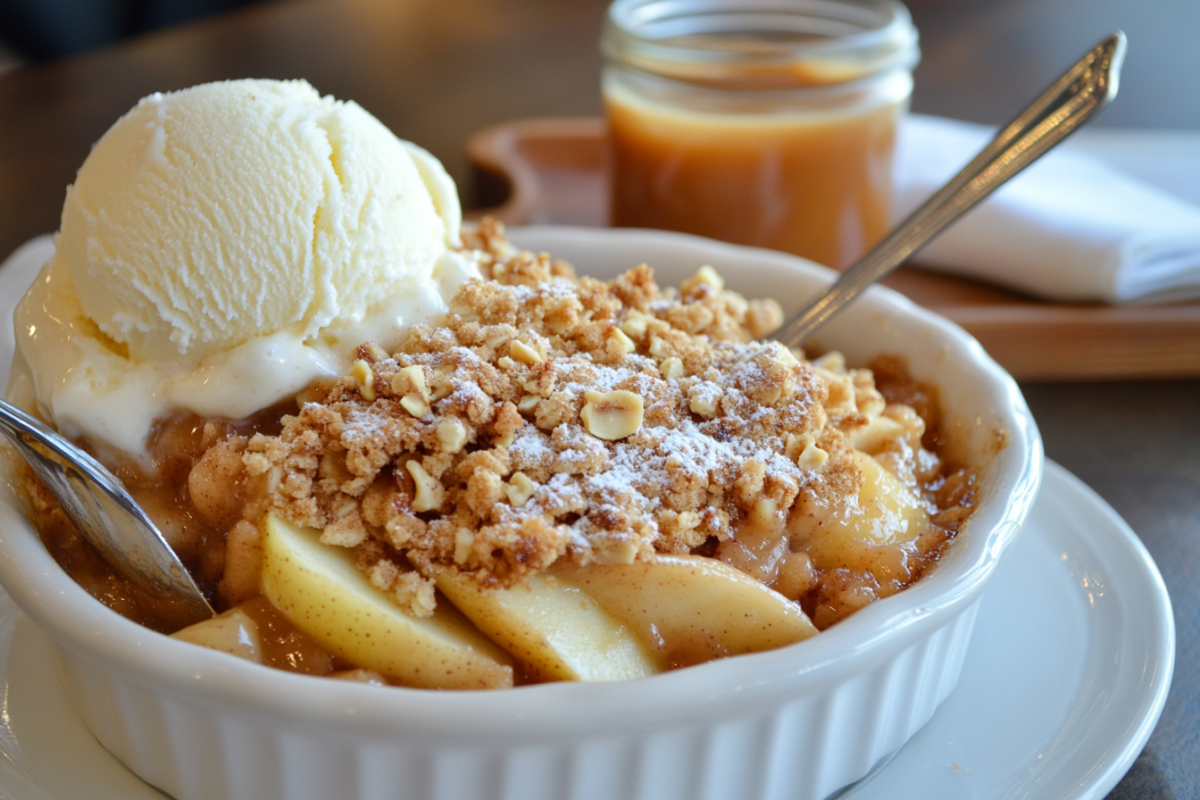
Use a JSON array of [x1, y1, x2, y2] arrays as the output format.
[[773, 31, 1127, 349]]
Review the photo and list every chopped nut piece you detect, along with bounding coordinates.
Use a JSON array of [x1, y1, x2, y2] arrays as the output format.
[[505, 472, 535, 507], [517, 395, 541, 414], [774, 345, 800, 369], [453, 527, 475, 565], [391, 364, 431, 401], [392, 365, 432, 417], [610, 328, 636, 354], [351, 360, 376, 402], [265, 465, 283, 493], [785, 432, 829, 470], [509, 339, 542, 364], [406, 460, 443, 512], [400, 395, 430, 418], [660, 356, 684, 380], [436, 418, 468, 453], [796, 441, 829, 471], [581, 390, 644, 440], [785, 432, 814, 461], [680, 264, 725, 293], [620, 310, 648, 339], [688, 383, 719, 418]]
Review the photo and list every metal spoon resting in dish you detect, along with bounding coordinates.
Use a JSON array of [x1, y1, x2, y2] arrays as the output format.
[[0, 32, 1124, 614]]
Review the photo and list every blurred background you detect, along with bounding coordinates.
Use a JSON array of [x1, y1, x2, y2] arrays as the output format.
[[0, 0, 256, 64], [3, 1, 1200, 113], [1, 0, 1198, 224], [3, 0, 1199, 122], [1, 0, 1198, 214]]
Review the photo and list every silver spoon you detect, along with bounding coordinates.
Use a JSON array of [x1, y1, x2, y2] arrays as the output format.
[[773, 31, 1126, 349], [0, 397, 214, 622]]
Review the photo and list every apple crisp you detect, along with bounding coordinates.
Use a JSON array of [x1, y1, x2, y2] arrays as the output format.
[[200, 220, 974, 621], [15, 220, 977, 684]]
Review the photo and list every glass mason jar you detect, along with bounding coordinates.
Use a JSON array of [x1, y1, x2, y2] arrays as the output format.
[[602, 0, 919, 269]]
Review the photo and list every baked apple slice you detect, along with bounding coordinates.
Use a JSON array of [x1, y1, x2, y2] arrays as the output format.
[[427, 565, 660, 682], [554, 554, 818, 669], [259, 514, 514, 689]]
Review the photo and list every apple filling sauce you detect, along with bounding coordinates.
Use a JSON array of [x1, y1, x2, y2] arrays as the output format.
[[17, 220, 977, 689]]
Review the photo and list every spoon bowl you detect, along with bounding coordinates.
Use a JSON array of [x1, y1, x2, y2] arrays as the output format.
[[0, 397, 214, 623]]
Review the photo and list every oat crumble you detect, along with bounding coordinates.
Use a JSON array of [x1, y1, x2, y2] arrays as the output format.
[[197, 220, 973, 624]]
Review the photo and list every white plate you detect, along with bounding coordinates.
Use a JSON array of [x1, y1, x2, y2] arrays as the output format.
[[0, 461, 1172, 800]]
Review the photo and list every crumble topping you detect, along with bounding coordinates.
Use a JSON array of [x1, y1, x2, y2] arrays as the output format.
[[226, 220, 903, 615]]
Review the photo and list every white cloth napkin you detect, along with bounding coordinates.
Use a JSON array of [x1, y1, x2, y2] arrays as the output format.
[[895, 114, 1200, 304]]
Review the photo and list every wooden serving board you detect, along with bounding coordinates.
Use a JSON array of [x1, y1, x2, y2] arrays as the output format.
[[465, 117, 1200, 381]]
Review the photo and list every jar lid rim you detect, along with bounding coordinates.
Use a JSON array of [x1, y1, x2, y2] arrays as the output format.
[[603, 0, 919, 86]]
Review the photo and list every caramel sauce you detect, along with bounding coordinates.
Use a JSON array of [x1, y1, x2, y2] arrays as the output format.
[[237, 597, 338, 676], [606, 90, 901, 269]]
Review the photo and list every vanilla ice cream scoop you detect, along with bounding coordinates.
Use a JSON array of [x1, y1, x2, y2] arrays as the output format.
[[60, 79, 459, 360], [9, 80, 474, 453]]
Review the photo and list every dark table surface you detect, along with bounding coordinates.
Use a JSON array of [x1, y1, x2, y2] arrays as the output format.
[[0, 0, 1196, 797]]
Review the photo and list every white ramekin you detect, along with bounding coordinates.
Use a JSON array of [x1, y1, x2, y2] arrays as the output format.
[[0, 227, 1042, 800]]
